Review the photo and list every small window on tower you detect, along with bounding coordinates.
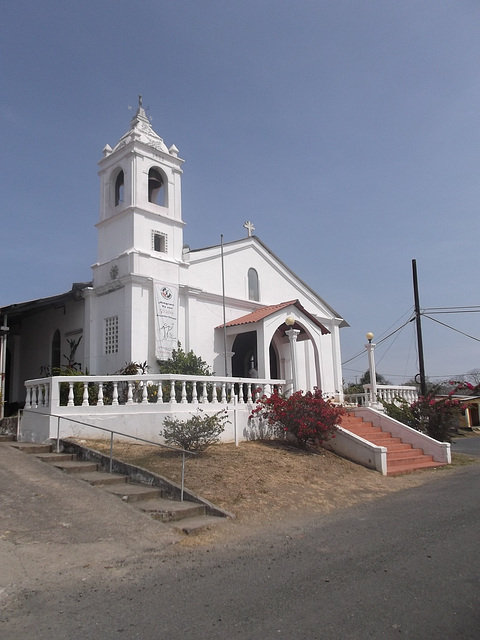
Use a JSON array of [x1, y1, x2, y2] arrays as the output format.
[[148, 168, 165, 205], [152, 231, 167, 253], [115, 170, 124, 206]]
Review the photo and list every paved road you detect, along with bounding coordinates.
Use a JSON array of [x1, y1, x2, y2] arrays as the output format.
[[452, 434, 480, 457], [1, 449, 479, 640]]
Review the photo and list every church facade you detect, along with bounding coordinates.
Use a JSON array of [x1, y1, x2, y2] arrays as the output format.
[[1, 101, 347, 411]]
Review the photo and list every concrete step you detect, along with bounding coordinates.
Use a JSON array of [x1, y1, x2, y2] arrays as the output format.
[[11, 443, 52, 454], [388, 454, 433, 468], [387, 460, 448, 476], [387, 448, 423, 460], [341, 418, 371, 426], [345, 426, 383, 435], [0, 435, 15, 442], [361, 434, 403, 446], [167, 514, 229, 535], [75, 470, 128, 486], [50, 460, 99, 474], [342, 417, 448, 475], [379, 442, 414, 452], [36, 452, 76, 463], [103, 483, 164, 503], [139, 497, 206, 522]]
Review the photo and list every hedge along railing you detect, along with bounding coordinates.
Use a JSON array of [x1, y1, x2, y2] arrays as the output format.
[[19, 408, 196, 501], [24, 374, 286, 411]]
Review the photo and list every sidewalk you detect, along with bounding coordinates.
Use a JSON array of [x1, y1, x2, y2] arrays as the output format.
[[0, 442, 179, 596]]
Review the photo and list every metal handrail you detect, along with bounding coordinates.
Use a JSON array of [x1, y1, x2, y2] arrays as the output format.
[[19, 409, 195, 501]]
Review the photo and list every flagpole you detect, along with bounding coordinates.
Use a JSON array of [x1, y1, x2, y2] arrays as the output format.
[[221, 235, 228, 376]]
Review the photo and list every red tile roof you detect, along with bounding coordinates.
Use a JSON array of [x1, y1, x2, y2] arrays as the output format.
[[218, 300, 330, 334]]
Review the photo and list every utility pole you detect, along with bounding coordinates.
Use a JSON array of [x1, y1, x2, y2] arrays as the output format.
[[412, 259, 427, 397], [0, 315, 9, 419]]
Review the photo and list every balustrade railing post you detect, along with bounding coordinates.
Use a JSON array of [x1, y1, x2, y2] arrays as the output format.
[[170, 380, 177, 404], [97, 383, 104, 406], [82, 382, 89, 406], [181, 381, 188, 404], [112, 382, 119, 405], [109, 432, 114, 473], [234, 396, 238, 446], [126, 381, 134, 405], [238, 383, 245, 404], [67, 382, 75, 407], [181, 452, 185, 502], [56, 416, 61, 453]]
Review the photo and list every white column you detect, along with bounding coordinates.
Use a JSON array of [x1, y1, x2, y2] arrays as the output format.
[[365, 338, 379, 409], [286, 328, 300, 394]]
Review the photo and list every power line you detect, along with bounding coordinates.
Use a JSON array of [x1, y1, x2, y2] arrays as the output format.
[[341, 316, 414, 366], [423, 305, 480, 312], [422, 314, 480, 343]]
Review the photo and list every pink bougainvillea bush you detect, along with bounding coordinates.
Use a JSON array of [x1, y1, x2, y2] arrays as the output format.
[[250, 388, 345, 447], [383, 384, 467, 443]]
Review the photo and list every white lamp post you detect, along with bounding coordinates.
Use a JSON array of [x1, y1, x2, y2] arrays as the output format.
[[365, 332, 378, 408], [285, 316, 300, 394]]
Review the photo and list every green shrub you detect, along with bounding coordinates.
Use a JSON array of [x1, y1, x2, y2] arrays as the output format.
[[160, 409, 228, 451]]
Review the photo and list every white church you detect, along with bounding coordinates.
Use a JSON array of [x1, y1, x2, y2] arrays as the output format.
[[1, 99, 347, 417]]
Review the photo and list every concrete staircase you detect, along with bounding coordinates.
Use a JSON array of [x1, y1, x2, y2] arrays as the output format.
[[2, 437, 229, 534], [340, 414, 448, 476]]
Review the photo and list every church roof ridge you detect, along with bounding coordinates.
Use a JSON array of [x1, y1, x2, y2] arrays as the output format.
[[188, 235, 348, 327]]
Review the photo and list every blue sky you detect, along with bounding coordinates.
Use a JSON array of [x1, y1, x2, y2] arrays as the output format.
[[1, 0, 480, 384]]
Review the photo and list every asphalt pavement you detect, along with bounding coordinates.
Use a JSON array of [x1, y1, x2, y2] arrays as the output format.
[[1, 440, 479, 639], [451, 434, 480, 457], [0, 442, 179, 593]]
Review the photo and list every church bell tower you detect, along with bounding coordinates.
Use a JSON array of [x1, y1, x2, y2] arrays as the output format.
[[86, 98, 186, 374], [94, 96, 185, 289]]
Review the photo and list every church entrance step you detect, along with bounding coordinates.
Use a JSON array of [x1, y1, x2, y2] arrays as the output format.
[[341, 414, 447, 475]]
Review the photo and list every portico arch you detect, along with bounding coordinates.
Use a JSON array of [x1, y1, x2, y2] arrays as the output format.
[[219, 300, 329, 391]]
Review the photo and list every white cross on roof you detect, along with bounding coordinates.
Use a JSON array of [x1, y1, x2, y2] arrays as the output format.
[[243, 220, 255, 237]]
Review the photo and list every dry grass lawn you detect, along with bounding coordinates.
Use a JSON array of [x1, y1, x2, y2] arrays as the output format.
[[75, 438, 474, 529]]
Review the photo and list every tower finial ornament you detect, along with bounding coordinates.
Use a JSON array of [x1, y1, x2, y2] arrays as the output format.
[[139, 94, 143, 108]]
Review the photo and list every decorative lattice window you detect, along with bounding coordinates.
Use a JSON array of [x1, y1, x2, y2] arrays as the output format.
[[152, 231, 168, 253], [105, 316, 119, 354]]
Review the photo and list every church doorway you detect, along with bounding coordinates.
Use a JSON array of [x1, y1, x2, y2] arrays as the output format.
[[231, 330, 280, 380], [232, 331, 256, 378]]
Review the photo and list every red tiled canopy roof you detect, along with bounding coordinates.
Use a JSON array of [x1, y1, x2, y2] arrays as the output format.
[[218, 300, 330, 335]]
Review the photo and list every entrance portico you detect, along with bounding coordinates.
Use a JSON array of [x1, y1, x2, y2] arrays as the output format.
[[219, 300, 330, 393]]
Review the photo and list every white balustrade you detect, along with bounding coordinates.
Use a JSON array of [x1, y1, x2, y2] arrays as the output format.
[[363, 384, 419, 408], [24, 374, 286, 411]]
